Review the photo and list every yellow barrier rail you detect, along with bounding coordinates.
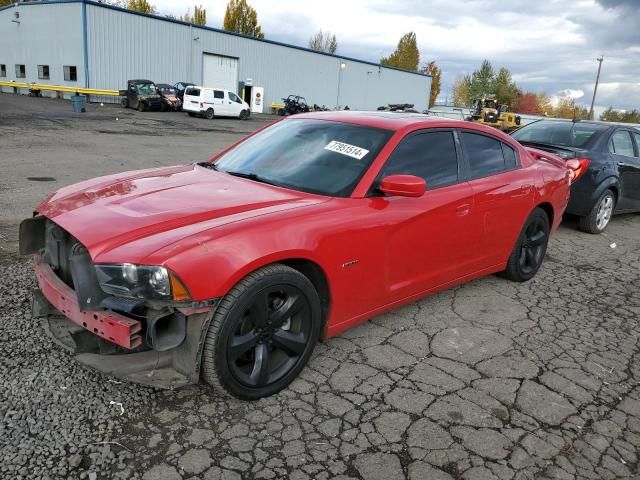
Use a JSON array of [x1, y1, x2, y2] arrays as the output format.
[[0, 80, 119, 96]]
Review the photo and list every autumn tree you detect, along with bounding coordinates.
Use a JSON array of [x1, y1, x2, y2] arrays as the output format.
[[223, 0, 264, 39], [127, 0, 155, 14], [552, 98, 589, 120], [514, 91, 539, 114], [421, 61, 441, 108], [308, 30, 338, 53], [452, 75, 472, 107], [535, 93, 553, 116], [181, 5, 207, 25], [380, 32, 420, 71]]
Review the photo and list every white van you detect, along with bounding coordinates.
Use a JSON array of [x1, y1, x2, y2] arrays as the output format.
[[183, 86, 251, 120]]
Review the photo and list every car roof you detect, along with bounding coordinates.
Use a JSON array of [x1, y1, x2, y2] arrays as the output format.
[[292, 111, 471, 131]]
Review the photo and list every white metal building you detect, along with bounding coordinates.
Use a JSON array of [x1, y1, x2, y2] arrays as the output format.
[[0, 0, 432, 112]]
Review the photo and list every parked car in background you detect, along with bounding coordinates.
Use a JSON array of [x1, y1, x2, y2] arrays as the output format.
[[20, 112, 571, 399], [512, 120, 640, 233], [119, 79, 163, 112], [183, 86, 250, 120], [174, 81, 195, 101], [156, 83, 182, 111]]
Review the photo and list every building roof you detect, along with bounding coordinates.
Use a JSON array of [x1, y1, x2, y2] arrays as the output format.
[[1, 0, 431, 79]]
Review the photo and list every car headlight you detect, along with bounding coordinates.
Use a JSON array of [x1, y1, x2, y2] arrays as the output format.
[[94, 264, 191, 301]]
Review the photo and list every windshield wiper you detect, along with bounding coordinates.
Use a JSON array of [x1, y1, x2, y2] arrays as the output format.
[[225, 171, 281, 187], [197, 162, 219, 170]]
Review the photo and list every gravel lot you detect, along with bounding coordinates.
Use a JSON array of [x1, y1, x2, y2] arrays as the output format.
[[1, 92, 639, 480]]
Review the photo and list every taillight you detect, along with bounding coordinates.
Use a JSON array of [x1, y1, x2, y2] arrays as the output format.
[[199, 101, 204, 108], [566, 158, 590, 184]]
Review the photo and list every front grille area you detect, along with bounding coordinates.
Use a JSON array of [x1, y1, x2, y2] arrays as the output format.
[[42, 219, 83, 288]]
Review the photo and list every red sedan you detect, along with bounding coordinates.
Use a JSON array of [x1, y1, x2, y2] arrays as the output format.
[[20, 112, 571, 399]]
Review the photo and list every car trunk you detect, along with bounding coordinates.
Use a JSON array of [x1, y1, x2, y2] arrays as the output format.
[[518, 141, 587, 160]]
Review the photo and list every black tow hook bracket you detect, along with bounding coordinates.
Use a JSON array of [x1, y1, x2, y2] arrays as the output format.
[[146, 310, 187, 352]]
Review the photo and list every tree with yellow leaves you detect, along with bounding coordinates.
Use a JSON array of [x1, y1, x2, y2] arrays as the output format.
[[223, 0, 264, 39]]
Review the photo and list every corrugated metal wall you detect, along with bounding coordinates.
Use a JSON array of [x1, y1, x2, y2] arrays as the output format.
[[85, 2, 430, 110], [0, 1, 431, 111], [0, 3, 85, 97]]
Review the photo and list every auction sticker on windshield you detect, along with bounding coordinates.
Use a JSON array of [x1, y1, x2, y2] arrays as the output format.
[[324, 141, 370, 160]]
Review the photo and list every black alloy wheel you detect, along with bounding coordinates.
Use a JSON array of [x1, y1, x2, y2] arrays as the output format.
[[201, 264, 321, 399], [227, 284, 311, 388], [518, 217, 547, 276], [502, 207, 550, 282]]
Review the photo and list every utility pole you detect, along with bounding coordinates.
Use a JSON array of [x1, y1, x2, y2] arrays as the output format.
[[588, 56, 604, 120]]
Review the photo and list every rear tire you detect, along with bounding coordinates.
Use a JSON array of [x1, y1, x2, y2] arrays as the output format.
[[201, 264, 321, 400], [120, 98, 128, 108], [579, 189, 615, 234], [502, 208, 550, 282], [205, 108, 215, 120]]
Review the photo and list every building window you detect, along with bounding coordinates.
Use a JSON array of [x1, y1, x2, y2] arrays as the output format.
[[38, 65, 50, 80], [15, 64, 26, 78], [63, 65, 77, 82], [0, 65, 6, 77]]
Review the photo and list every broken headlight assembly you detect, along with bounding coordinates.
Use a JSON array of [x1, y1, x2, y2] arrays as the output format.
[[94, 264, 191, 302]]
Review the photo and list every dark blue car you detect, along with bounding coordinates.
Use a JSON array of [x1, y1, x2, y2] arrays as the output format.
[[512, 120, 640, 233]]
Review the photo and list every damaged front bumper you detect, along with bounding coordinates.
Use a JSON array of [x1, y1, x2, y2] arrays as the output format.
[[22, 216, 220, 389]]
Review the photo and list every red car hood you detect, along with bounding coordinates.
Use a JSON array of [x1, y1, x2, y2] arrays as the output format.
[[37, 164, 327, 260]]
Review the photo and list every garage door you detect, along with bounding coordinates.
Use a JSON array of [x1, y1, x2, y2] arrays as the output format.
[[202, 54, 238, 91]]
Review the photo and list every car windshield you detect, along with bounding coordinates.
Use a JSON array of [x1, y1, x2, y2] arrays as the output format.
[[213, 119, 393, 197], [136, 83, 156, 95], [512, 121, 608, 148]]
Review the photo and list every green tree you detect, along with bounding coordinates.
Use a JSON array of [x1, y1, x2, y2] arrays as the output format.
[[308, 30, 338, 53], [600, 107, 640, 123], [380, 32, 420, 71], [469, 59, 495, 101], [181, 5, 207, 25], [494, 67, 518, 107], [223, 0, 264, 39], [452, 74, 472, 107], [127, 0, 155, 14], [421, 61, 441, 108]]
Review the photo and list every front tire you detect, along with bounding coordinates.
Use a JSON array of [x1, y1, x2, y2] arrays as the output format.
[[239, 109, 250, 120], [137, 101, 146, 112], [201, 264, 322, 400], [502, 208, 550, 282], [579, 189, 615, 234]]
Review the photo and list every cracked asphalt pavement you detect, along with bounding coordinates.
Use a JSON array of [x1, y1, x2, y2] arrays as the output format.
[[1, 93, 639, 480]]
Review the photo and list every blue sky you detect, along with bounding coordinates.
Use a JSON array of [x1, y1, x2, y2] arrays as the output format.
[[154, 0, 640, 112]]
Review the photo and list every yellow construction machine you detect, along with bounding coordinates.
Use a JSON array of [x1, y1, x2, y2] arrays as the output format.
[[470, 96, 521, 132]]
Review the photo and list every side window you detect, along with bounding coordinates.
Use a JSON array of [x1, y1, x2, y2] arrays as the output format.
[[214, 90, 224, 99], [502, 143, 518, 169], [461, 132, 507, 179], [633, 132, 640, 158], [63, 65, 77, 81], [610, 131, 635, 157], [38, 65, 50, 80], [229, 92, 241, 103], [379, 131, 458, 189]]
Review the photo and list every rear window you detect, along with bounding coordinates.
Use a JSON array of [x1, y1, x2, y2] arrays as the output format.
[[512, 121, 607, 148], [185, 87, 200, 96]]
